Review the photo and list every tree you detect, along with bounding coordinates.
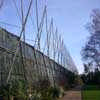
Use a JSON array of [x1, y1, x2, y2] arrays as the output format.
[[84, 64, 90, 74], [0, 0, 4, 10], [81, 9, 100, 68]]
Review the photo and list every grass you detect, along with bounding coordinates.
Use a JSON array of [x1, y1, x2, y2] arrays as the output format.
[[82, 85, 100, 100]]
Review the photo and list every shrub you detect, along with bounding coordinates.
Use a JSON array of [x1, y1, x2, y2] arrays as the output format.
[[48, 86, 60, 99], [0, 79, 28, 100]]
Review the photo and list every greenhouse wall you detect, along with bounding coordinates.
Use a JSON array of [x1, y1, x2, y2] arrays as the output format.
[[0, 28, 73, 86]]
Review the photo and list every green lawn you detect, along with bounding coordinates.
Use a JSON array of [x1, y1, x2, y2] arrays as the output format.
[[82, 85, 100, 100]]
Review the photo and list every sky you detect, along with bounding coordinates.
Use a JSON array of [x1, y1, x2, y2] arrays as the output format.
[[0, 0, 100, 74], [47, 0, 100, 74]]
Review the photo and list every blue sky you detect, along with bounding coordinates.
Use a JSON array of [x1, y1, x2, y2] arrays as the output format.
[[0, 0, 100, 74], [47, 0, 100, 74]]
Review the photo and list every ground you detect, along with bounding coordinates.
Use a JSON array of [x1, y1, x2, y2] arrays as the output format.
[[59, 85, 100, 100], [59, 86, 82, 100], [59, 90, 81, 100]]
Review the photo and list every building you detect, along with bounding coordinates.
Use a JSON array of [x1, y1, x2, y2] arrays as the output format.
[[0, 28, 77, 87]]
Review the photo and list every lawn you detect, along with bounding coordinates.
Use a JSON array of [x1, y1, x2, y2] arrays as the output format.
[[82, 85, 100, 100]]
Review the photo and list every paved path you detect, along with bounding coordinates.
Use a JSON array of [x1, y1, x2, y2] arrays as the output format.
[[59, 86, 82, 100], [60, 91, 81, 100]]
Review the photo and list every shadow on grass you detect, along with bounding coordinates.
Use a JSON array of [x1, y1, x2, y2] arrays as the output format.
[[82, 85, 100, 91]]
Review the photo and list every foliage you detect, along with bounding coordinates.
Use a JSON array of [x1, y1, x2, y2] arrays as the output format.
[[83, 85, 100, 90], [0, 0, 4, 10], [81, 9, 100, 68], [67, 72, 77, 88], [27, 79, 62, 100], [83, 63, 91, 74], [12, 80, 27, 99], [0, 79, 28, 100], [63, 83, 70, 90], [0, 78, 65, 100], [0, 84, 10, 98], [48, 86, 60, 99], [31, 83, 62, 100], [81, 68, 100, 85]]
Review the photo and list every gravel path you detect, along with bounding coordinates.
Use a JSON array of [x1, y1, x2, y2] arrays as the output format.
[[59, 90, 82, 100]]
